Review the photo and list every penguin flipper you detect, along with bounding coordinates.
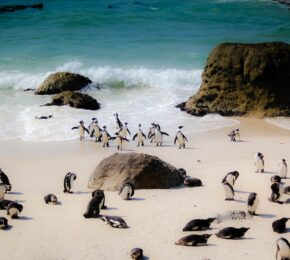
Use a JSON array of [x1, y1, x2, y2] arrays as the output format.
[[174, 136, 177, 145], [182, 134, 188, 142], [110, 137, 116, 140], [123, 138, 129, 142], [161, 132, 169, 136], [127, 129, 131, 135], [142, 132, 146, 139], [71, 126, 78, 130], [90, 130, 95, 137], [133, 134, 137, 141], [84, 127, 90, 134]]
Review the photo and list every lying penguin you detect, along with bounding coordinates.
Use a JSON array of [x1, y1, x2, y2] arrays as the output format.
[[63, 172, 77, 194], [7, 202, 23, 219], [184, 177, 202, 187], [175, 234, 211, 246], [119, 183, 134, 200], [216, 227, 249, 239], [130, 248, 144, 260], [100, 215, 128, 228], [44, 194, 58, 205], [182, 218, 216, 231]]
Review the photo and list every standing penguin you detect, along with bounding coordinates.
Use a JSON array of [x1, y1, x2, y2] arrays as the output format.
[[254, 152, 264, 173], [174, 126, 188, 149], [7, 202, 23, 219], [279, 159, 288, 179], [152, 123, 169, 146], [133, 124, 146, 147], [113, 113, 123, 131], [272, 218, 290, 234], [269, 182, 284, 204], [0, 168, 12, 191], [44, 194, 58, 204], [119, 183, 134, 200], [247, 192, 259, 215], [276, 237, 290, 260], [63, 172, 77, 193], [100, 126, 112, 147], [148, 124, 156, 143], [92, 189, 107, 209], [223, 181, 234, 201], [71, 121, 89, 141], [119, 122, 131, 138], [93, 119, 102, 142], [110, 133, 129, 150], [83, 190, 105, 218], [222, 171, 239, 187], [88, 117, 97, 137]]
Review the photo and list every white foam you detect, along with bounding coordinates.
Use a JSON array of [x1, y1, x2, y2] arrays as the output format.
[[266, 118, 290, 131]]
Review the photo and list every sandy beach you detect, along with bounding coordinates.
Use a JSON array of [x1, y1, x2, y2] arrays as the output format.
[[0, 118, 289, 260]]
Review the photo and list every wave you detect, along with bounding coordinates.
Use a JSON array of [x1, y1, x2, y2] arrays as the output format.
[[0, 61, 202, 92]]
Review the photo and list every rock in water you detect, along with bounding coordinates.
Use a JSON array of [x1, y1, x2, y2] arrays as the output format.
[[88, 153, 184, 190], [35, 72, 92, 95], [178, 42, 290, 118], [43, 91, 100, 110]]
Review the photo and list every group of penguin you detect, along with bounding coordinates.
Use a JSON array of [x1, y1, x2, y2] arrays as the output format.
[[71, 113, 188, 150]]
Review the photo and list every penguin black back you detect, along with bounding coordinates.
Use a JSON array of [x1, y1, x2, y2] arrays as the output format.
[[183, 218, 216, 231], [216, 227, 249, 239], [272, 218, 289, 233]]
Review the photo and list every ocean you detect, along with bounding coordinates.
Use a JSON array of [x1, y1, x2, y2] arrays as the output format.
[[0, 0, 290, 141]]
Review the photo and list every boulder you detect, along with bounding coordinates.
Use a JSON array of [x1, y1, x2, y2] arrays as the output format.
[[0, 3, 43, 13], [88, 153, 184, 191], [43, 91, 100, 110], [35, 72, 92, 95], [179, 42, 290, 118]]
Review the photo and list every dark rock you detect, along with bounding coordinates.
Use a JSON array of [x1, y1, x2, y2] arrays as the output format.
[[35, 72, 92, 95], [43, 91, 100, 110], [88, 153, 184, 190], [0, 3, 43, 13], [179, 42, 290, 118]]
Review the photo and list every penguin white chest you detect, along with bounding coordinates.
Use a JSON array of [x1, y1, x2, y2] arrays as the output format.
[[223, 184, 234, 199], [155, 131, 162, 142], [137, 131, 143, 142], [249, 198, 259, 212], [79, 127, 84, 136], [278, 240, 290, 258], [102, 133, 109, 143], [279, 163, 287, 178], [0, 186, 6, 200], [255, 157, 263, 170], [9, 208, 19, 217], [116, 137, 122, 146], [177, 132, 185, 145], [226, 175, 235, 187], [120, 127, 127, 138]]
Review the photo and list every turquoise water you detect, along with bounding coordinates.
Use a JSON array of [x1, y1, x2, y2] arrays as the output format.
[[0, 0, 289, 141], [0, 0, 290, 71]]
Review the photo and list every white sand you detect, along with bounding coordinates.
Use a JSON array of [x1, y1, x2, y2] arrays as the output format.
[[0, 118, 289, 260]]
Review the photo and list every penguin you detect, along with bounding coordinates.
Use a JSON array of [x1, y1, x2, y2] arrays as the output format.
[[272, 175, 282, 183], [6, 202, 23, 219], [88, 117, 97, 137], [235, 128, 240, 141], [93, 119, 102, 142], [279, 159, 288, 179], [228, 128, 239, 142], [130, 248, 144, 260], [223, 181, 234, 201], [91, 189, 107, 209], [113, 113, 123, 131], [71, 121, 89, 141], [151, 123, 169, 146], [184, 177, 202, 187], [215, 227, 249, 239], [222, 171, 239, 187], [175, 234, 211, 246], [83, 190, 105, 218], [63, 172, 77, 193], [100, 215, 128, 228], [269, 182, 284, 204], [0, 168, 12, 191], [100, 125, 111, 147], [35, 115, 53, 119], [272, 218, 290, 234], [174, 126, 188, 149], [119, 122, 131, 138], [0, 217, 8, 229], [133, 124, 146, 146], [0, 199, 14, 210], [44, 194, 58, 204], [254, 152, 264, 173], [182, 218, 216, 231], [147, 125, 156, 143], [0, 185, 6, 200], [110, 133, 129, 150], [276, 237, 290, 260], [284, 186, 290, 195], [247, 192, 259, 215], [119, 183, 134, 200]]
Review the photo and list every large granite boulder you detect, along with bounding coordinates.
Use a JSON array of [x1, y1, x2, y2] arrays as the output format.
[[35, 72, 92, 95], [179, 42, 290, 118], [43, 91, 100, 110], [88, 153, 184, 191]]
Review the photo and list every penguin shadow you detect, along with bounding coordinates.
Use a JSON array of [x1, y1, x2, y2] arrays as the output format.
[[7, 192, 23, 195], [257, 213, 276, 219], [15, 200, 26, 203], [261, 171, 277, 175], [73, 191, 91, 195], [2, 225, 13, 231], [232, 199, 246, 204], [284, 198, 290, 204], [285, 228, 290, 233], [235, 140, 250, 143], [235, 190, 251, 194], [129, 197, 145, 201], [120, 149, 135, 152], [17, 216, 33, 221], [103, 207, 118, 211]]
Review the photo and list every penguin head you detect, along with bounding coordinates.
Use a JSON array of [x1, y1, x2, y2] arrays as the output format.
[[94, 119, 98, 123], [178, 126, 184, 129], [79, 120, 84, 125], [202, 234, 212, 240], [235, 128, 239, 131], [49, 115, 53, 118], [103, 125, 106, 129], [113, 113, 118, 118], [280, 218, 290, 223], [207, 218, 216, 223], [178, 168, 187, 177], [125, 122, 128, 125], [282, 159, 286, 163], [92, 117, 96, 121], [138, 124, 141, 128], [240, 227, 250, 234]]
